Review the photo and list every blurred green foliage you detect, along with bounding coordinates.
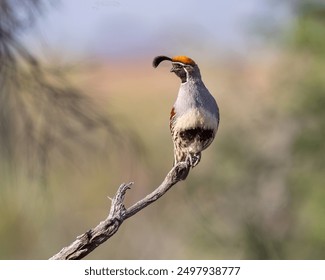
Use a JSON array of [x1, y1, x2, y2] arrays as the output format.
[[286, 0, 325, 258]]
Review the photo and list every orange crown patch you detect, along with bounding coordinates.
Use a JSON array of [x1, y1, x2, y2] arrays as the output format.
[[172, 56, 196, 66]]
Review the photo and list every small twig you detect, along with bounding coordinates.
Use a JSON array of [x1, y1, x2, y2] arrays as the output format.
[[49, 162, 190, 260]]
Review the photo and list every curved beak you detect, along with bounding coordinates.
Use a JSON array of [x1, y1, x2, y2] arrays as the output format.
[[152, 56, 172, 68]]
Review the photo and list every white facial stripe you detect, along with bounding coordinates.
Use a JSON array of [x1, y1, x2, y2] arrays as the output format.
[[173, 62, 186, 66], [183, 67, 189, 82]]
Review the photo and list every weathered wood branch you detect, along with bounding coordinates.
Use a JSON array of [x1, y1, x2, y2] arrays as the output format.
[[49, 162, 190, 260]]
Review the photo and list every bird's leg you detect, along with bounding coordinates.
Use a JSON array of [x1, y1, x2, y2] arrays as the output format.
[[185, 154, 192, 166], [186, 152, 201, 167], [191, 152, 201, 167]]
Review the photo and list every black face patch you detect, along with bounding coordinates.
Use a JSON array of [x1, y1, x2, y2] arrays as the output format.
[[179, 128, 214, 145], [171, 64, 187, 83]]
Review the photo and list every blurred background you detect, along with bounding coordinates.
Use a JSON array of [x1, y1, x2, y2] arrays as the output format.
[[1, 0, 324, 259]]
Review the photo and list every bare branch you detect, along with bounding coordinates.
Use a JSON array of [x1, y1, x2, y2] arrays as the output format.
[[49, 162, 190, 260]]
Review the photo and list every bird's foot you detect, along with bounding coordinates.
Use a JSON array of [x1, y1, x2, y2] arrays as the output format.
[[186, 153, 201, 168]]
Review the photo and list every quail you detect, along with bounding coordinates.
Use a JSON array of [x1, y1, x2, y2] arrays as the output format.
[[153, 55, 219, 168]]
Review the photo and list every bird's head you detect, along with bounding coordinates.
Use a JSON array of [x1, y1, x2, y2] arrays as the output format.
[[153, 55, 200, 83]]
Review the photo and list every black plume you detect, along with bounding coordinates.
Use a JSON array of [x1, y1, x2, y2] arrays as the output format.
[[152, 56, 172, 68]]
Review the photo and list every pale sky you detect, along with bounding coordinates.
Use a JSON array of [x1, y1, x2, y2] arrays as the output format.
[[26, 0, 290, 58]]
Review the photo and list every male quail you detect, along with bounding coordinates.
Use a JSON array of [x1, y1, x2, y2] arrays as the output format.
[[153, 55, 220, 167]]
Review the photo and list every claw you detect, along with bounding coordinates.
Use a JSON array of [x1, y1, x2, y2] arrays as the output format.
[[191, 153, 201, 167], [186, 154, 192, 166], [186, 153, 201, 167]]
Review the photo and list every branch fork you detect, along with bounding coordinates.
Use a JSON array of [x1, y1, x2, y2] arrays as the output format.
[[50, 162, 190, 260]]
